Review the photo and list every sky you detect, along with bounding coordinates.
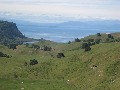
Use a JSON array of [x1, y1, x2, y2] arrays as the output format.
[[0, 0, 120, 23]]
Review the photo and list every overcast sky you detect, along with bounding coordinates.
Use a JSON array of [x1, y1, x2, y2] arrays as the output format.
[[0, 0, 120, 22]]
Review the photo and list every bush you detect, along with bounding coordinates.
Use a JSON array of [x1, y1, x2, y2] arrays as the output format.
[[81, 43, 91, 52], [8, 44, 17, 49], [84, 46, 91, 52], [81, 43, 89, 49], [43, 45, 52, 51], [107, 34, 114, 39], [87, 39, 94, 42], [97, 33, 101, 36], [30, 59, 38, 65], [0, 52, 12, 58], [57, 53, 65, 58], [32, 44, 40, 49], [68, 41, 71, 44], [75, 38, 81, 42], [95, 39, 101, 44], [25, 43, 29, 47]]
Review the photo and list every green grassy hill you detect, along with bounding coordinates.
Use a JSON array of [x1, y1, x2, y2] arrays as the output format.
[[0, 36, 120, 90]]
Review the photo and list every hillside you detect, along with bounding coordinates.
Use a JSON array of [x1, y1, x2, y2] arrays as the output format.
[[0, 33, 120, 89], [0, 21, 38, 45], [0, 21, 25, 44]]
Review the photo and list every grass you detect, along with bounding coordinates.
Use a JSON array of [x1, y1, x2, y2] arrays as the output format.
[[0, 40, 120, 90]]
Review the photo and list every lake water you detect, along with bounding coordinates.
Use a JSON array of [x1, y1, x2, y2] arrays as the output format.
[[17, 22, 120, 43]]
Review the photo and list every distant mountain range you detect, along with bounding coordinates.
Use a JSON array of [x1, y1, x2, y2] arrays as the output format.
[[0, 18, 120, 42]]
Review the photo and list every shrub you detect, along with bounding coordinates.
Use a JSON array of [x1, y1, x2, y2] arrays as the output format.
[[87, 39, 94, 42], [95, 39, 101, 44], [30, 59, 38, 65], [25, 43, 29, 47], [97, 33, 101, 36], [84, 46, 91, 52], [8, 44, 17, 49], [75, 38, 81, 42], [81, 43, 89, 49], [81, 43, 91, 52], [68, 41, 71, 44], [24, 62, 28, 66], [57, 53, 65, 58], [43, 45, 52, 51], [0, 52, 12, 58], [108, 34, 112, 38], [32, 44, 40, 49]]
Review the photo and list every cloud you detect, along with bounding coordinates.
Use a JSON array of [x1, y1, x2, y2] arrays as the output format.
[[0, 0, 120, 22]]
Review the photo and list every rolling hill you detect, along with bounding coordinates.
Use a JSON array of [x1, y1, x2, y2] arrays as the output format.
[[0, 20, 120, 90], [0, 32, 120, 90]]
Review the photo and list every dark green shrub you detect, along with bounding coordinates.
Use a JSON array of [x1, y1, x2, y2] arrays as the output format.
[[75, 38, 81, 42], [25, 43, 29, 47], [97, 33, 101, 36], [95, 39, 101, 44], [108, 34, 112, 38], [87, 39, 94, 42], [68, 41, 71, 44], [81, 43, 89, 48], [84, 46, 91, 52], [81, 43, 91, 51], [43, 45, 52, 51], [30, 59, 38, 65], [0, 52, 12, 58], [57, 53, 65, 58], [8, 44, 17, 49], [32, 44, 40, 49]]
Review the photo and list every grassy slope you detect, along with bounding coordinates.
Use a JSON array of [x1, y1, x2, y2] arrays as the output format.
[[0, 40, 120, 90], [81, 32, 120, 42]]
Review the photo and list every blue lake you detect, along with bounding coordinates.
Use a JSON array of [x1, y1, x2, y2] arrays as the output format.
[[17, 21, 120, 42]]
